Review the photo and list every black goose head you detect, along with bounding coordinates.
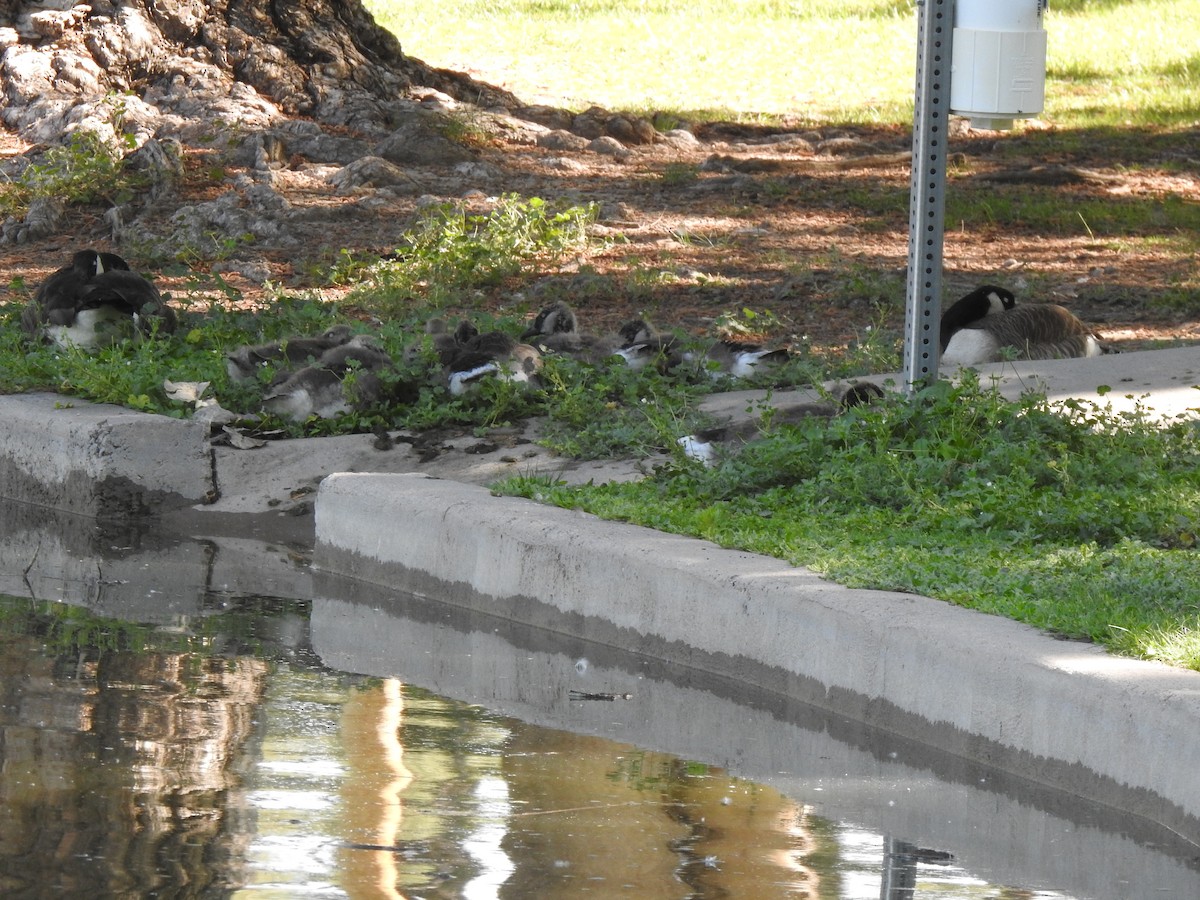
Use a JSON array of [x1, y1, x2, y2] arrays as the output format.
[[939, 285, 1016, 351], [35, 250, 130, 310], [64, 249, 131, 280]]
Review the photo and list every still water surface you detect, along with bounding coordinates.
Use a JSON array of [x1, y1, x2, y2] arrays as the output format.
[[0, 508, 1196, 898]]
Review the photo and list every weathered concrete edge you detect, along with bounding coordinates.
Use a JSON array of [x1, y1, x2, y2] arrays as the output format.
[[314, 471, 1200, 844], [0, 393, 214, 519]]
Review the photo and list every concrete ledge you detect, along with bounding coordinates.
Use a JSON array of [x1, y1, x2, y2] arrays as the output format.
[[0, 393, 214, 519], [314, 471, 1200, 843]]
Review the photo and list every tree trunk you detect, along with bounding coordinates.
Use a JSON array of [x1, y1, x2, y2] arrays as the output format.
[[0, 0, 519, 143]]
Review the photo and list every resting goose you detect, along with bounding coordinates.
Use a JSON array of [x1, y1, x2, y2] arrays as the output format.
[[262, 336, 396, 422], [521, 301, 617, 363], [941, 290, 1106, 366], [22, 250, 176, 349], [611, 318, 686, 373], [446, 331, 543, 396], [939, 285, 1015, 352], [678, 381, 885, 465], [226, 324, 355, 382]]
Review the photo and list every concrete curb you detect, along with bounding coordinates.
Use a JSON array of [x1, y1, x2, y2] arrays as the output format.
[[0, 392, 213, 519], [314, 471, 1200, 844]]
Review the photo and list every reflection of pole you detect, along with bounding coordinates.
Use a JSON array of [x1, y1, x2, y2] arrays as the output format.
[[879, 837, 917, 900], [903, 0, 953, 392]]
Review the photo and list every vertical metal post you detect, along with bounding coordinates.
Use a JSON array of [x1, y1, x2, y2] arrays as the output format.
[[903, 0, 953, 392]]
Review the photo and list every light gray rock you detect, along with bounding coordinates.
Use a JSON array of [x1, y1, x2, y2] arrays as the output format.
[[537, 129, 589, 151], [374, 119, 474, 166], [327, 155, 421, 194]]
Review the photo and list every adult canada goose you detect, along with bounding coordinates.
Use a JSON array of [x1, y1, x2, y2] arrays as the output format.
[[225, 324, 355, 382], [261, 336, 396, 421], [22, 249, 176, 349], [446, 331, 543, 396], [941, 297, 1106, 367], [520, 301, 618, 363], [939, 284, 1015, 352], [678, 381, 885, 465]]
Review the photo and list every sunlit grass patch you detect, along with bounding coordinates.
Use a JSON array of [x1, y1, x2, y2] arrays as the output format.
[[368, 0, 1200, 128]]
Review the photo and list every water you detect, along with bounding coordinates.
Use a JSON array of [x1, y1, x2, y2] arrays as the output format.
[[1, 500, 1197, 898]]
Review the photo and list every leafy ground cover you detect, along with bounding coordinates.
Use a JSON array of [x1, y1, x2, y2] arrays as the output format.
[[0, 0, 1198, 667], [498, 374, 1200, 669]]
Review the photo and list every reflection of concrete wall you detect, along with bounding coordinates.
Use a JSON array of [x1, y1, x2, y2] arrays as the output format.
[[0, 499, 314, 625], [310, 584, 1200, 900]]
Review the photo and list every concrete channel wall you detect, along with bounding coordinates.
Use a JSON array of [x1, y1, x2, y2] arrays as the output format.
[[0, 392, 213, 518], [314, 471, 1200, 845]]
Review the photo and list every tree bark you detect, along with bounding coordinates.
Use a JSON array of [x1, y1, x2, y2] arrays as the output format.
[[0, 0, 519, 143]]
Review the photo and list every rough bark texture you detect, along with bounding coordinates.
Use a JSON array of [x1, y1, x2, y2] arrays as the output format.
[[0, 0, 519, 144]]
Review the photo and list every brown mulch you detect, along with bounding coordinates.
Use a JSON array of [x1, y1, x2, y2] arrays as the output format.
[[2, 116, 1198, 353]]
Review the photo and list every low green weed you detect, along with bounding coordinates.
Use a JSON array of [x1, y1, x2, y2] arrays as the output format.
[[346, 194, 597, 315], [0, 130, 143, 218]]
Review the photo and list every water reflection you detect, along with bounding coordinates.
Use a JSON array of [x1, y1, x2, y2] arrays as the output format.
[[0, 501, 1197, 897], [0, 597, 264, 895]]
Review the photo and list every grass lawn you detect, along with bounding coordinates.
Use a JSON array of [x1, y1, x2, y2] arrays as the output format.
[[366, 0, 1200, 128]]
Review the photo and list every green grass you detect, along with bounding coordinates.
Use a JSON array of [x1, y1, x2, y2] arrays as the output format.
[[497, 374, 1200, 670], [368, 0, 1200, 128]]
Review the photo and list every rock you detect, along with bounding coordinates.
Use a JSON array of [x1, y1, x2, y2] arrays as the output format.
[[328, 156, 421, 194], [212, 257, 273, 283], [817, 136, 871, 156], [517, 104, 575, 131], [374, 119, 474, 167], [605, 114, 656, 145], [571, 106, 608, 139], [1, 196, 66, 245], [453, 160, 500, 181], [588, 136, 630, 159], [28, 10, 82, 39], [537, 129, 589, 152], [167, 185, 294, 253], [662, 128, 701, 148], [306, 133, 373, 164], [84, 7, 160, 72], [542, 156, 587, 172]]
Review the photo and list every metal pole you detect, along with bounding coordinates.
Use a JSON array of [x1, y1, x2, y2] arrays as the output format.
[[902, 0, 953, 392]]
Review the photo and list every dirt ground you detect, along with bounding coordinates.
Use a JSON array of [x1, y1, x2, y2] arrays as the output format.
[[2, 109, 1198, 355]]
